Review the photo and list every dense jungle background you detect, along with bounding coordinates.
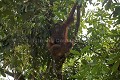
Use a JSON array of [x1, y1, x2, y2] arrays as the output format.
[[0, 0, 120, 80]]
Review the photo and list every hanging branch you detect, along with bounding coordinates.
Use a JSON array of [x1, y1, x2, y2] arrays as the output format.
[[74, 4, 82, 39]]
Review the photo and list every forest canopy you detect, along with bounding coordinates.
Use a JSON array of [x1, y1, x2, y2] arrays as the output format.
[[0, 0, 120, 80]]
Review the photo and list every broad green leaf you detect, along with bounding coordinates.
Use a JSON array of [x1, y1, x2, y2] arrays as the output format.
[[70, 50, 80, 55], [81, 59, 88, 65], [81, 46, 90, 53], [112, 61, 119, 72], [108, 59, 115, 65]]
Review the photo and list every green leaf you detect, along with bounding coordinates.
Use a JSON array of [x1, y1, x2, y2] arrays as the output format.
[[81, 46, 90, 53], [105, 0, 112, 10], [113, 6, 120, 17], [1, 71, 6, 77], [102, 0, 108, 7], [81, 59, 88, 65], [108, 59, 115, 65], [92, 66, 98, 74], [70, 50, 80, 55], [0, 68, 6, 77], [112, 61, 119, 72]]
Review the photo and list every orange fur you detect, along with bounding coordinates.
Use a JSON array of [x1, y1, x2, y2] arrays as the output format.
[[48, 3, 77, 59]]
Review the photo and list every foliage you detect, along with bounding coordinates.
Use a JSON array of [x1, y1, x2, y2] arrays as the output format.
[[0, 0, 120, 80]]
